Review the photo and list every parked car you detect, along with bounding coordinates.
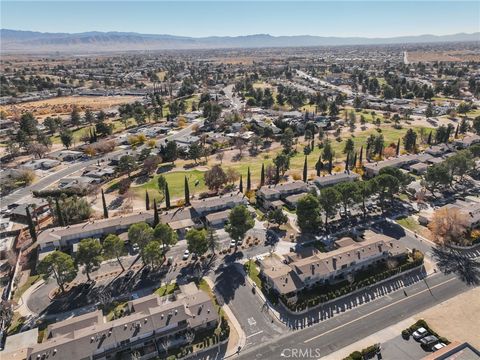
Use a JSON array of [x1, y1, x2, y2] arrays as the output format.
[[230, 240, 237, 248], [420, 335, 439, 347], [132, 243, 140, 254], [182, 249, 190, 260], [432, 343, 447, 351], [167, 256, 174, 266], [413, 327, 429, 340]]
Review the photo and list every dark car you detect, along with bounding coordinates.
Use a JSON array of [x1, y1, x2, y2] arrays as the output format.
[[420, 335, 439, 347]]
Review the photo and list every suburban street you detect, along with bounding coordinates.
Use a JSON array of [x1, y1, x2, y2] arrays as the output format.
[[236, 272, 471, 360]]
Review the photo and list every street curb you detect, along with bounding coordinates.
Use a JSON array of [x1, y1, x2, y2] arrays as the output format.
[[203, 277, 246, 357]]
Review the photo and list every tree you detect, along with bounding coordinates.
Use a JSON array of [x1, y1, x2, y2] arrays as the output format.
[[165, 182, 171, 209], [143, 155, 161, 175], [55, 198, 65, 226], [318, 187, 340, 226], [281, 127, 295, 153], [428, 207, 468, 246], [273, 153, 290, 176], [206, 228, 220, 255], [145, 190, 150, 210], [225, 205, 254, 251], [25, 205, 37, 241], [38, 251, 77, 293], [128, 222, 154, 252], [303, 156, 308, 182], [473, 116, 480, 135], [164, 140, 178, 164], [424, 164, 451, 196], [186, 228, 209, 256], [103, 234, 125, 271], [335, 182, 360, 213], [118, 155, 137, 178], [60, 129, 73, 149], [189, 142, 202, 164], [76, 238, 103, 282], [267, 208, 288, 227], [322, 140, 334, 162], [19, 112, 38, 136], [184, 176, 190, 205], [374, 174, 400, 209], [297, 194, 322, 234], [260, 163, 265, 187], [403, 129, 417, 153], [84, 109, 95, 124], [157, 175, 167, 201], [379, 166, 413, 189], [153, 199, 159, 227], [101, 188, 109, 218], [70, 106, 81, 128], [329, 101, 339, 117], [204, 165, 228, 192], [356, 180, 374, 218], [239, 175, 243, 193], [153, 223, 178, 250], [343, 138, 354, 154], [246, 167, 252, 192], [142, 241, 164, 267]]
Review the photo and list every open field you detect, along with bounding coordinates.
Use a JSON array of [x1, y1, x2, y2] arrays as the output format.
[[407, 50, 480, 63], [0, 95, 142, 120]]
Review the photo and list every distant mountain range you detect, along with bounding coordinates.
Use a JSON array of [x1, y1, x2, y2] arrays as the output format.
[[1, 29, 479, 53]]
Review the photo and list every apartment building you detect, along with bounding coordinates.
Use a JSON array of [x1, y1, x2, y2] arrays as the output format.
[[24, 286, 219, 360], [259, 233, 407, 303], [256, 181, 309, 210]]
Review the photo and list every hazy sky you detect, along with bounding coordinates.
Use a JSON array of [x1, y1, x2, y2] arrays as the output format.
[[1, 1, 479, 38]]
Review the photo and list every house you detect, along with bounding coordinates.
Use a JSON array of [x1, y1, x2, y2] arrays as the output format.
[[421, 341, 480, 360], [425, 144, 451, 157], [20, 159, 61, 171], [259, 233, 407, 303], [2, 328, 39, 360], [418, 199, 480, 230], [408, 162, 429, 175], [363, 154, 425, 177], [191, 193, 247, 216], [454, 134, 480, 149], [24, 285, 219, 360], [9, 201, 49, 224], [36, 212, 154, 261], [256, 181, 309, 210], [313, 172, 360, 188], [159, 208, 201, 237], [54, 150, 84, 162]]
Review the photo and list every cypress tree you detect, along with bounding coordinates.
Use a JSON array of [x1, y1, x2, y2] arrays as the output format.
[[275, 165, 280, 184], [445, 126, 452, 143], [427, 131, 432, 145], [239, 175, 243, 193], [153, 199, 159, 227], [165, 182, 171, 209], [359, 146, 363, 165], [246, 167, 251, 192], [345, 152, 350, 174], [260, 163, 265, 187], [454, 124, 459, 139], [352, 152, 357, 170], [303, 156, 308, 182], [102, 188, 109, 219], [55, 198, 65, 227], [316, 155, 322, 176], [26, 206, 37, 241], [396, 138, 400, 156], [145, 190, 150, 210], [184, 176, 190, 205], [328, 156, 333, 174]]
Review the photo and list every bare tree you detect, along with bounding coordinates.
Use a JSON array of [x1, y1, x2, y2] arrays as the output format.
[[428, 207, 469, 246]]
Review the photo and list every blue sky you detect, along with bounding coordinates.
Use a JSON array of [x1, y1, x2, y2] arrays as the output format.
[[1, 1, 479, 38]]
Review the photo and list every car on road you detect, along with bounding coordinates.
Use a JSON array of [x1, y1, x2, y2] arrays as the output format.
[[413, 327, 429, 340], [420, 335, 439, 347], [182, 249, 190, 260], [432, 343, 447, 351]]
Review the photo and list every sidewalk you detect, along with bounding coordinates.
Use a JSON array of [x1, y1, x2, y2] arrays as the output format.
[[203, 277, 246, 358]]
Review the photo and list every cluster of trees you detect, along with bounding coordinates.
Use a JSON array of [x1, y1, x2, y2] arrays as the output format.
[[424, 146, 478, 196], [296, 166, 411, 234], [52, 195, 92, 226]]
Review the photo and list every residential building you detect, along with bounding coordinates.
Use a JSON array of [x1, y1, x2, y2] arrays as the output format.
[[191, 193, 247, 216], [256, 181, 309, 210], [22, 285, 219, 360], [259, 233, 407, 303], [313, 172, 360, 188]]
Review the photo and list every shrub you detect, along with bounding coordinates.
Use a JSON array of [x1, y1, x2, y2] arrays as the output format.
[[118, 178, 131, 195]]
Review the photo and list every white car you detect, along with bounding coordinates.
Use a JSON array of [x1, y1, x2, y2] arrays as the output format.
[[432, 343, 446, 351], [412, 327, 429, 340], [182, 250, 190, 260], [229, 240, 237, 248]]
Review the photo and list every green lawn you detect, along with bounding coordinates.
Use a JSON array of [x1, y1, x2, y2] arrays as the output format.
[[50, 125, 93, 145], [396, 216, 421, 232], [13, 274, 40, 302], [154, 282, 178, 297], [133, 169, 207, 200], [244, 260, 262, 288]]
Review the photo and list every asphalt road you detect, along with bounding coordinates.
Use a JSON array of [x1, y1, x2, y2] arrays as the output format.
[[237, 273, 470, 360]]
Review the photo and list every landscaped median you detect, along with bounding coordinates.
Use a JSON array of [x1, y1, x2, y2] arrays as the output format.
[[342, 344, 381, 360]]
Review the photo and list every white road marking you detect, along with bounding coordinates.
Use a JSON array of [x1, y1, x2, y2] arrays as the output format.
[[304, 276, 457, 344], [246, 330, 264, 338]]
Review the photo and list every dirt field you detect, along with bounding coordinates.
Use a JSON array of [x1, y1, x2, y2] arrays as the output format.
[[0, 95, 142, 120], [408, 50, 480, 63]]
